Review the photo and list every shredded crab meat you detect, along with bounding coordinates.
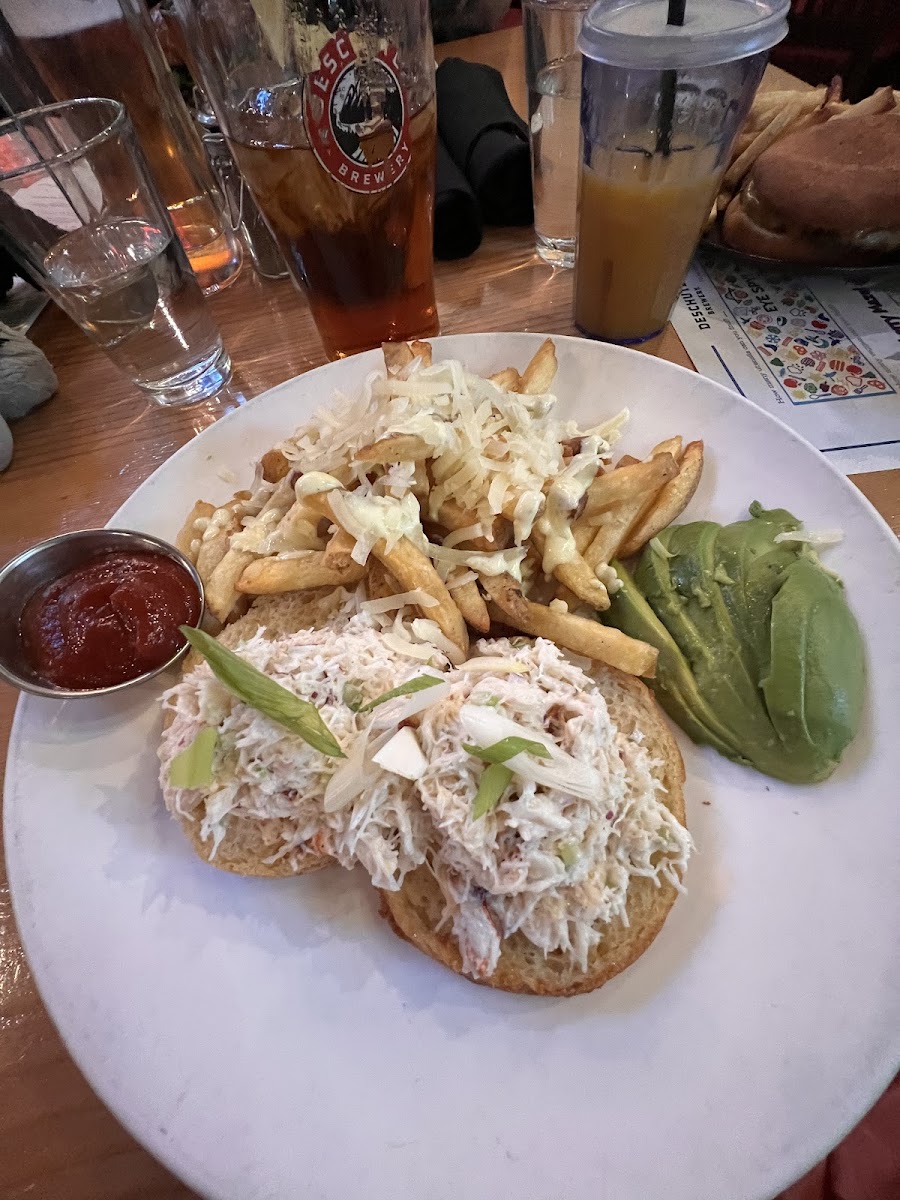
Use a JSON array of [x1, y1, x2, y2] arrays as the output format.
[[416, 638, 692, 979], [157, 611, 443, 889]]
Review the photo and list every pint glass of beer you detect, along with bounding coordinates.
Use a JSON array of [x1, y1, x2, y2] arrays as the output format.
[[174, 0, 439, 359]]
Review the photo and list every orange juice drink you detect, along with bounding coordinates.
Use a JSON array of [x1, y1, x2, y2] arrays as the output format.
[[574, 148, 720, 343], [574, 0, 791, 345]]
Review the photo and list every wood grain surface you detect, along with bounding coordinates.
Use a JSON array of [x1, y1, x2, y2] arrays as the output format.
[[0, 25, 896, 1200]]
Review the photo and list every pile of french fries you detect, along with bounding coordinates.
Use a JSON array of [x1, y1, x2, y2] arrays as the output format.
[[708, 80, 900, 234], [176, 340, 704, 680]]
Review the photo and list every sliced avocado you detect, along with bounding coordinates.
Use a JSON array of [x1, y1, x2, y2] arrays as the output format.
[[638, 523, 783, 762], [605, 561, 750, 763], [761, 557, 866, 781], [714, 504, 802, 681]]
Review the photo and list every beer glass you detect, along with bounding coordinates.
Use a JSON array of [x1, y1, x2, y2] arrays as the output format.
[[173, 0, 439, 359], [0, 0, 243, 294], [0, 99, 232, 406]]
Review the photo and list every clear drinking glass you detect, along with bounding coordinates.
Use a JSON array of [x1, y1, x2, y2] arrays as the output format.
[[172, 0, 439, 359], [574, 0, 789, 345], [524, 0, 591, 269], [0, 0, 243, 294], [0, 98, 232, 406]]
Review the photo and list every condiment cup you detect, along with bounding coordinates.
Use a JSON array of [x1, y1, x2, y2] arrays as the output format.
[[0, 529, 204, 699]]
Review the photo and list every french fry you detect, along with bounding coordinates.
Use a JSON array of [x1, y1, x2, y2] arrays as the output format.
[[194, 492, 251, 584], [270, 499, 325, 553], [451, 578, 491, 633], [489, 367, 522, 392], [383, 342, 414, 375], [529, 524, 610, 611], [375, 536, 468, 657], [366, 559, 399, 602], [651, 435, 683, 462], [175, 500, 215, 563], [722, 96, 805, 191], [205, 479, 296, 621], [237, 552, 364, 595], [322, 526, 357, 571], [438, 499, 512, 550], [380, 338, 431, 373], [260, 448, 291, 483], [520, 338, 558, 394], [411, 461, 430, 501], [584, 453, 679, 573], [618, 440, 705, 557], [485, 599, 658, 677], [478, 572, 530, 623], [832, 86, 895, 119], [309, 489, 469, 657], [409, 339, 433, 366], [584, 454, 678, 521], [206, 547, 259, 618], [355, 433, 432, 463]]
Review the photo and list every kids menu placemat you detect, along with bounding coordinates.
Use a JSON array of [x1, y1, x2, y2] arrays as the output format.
[[672, 247, 900, 475]]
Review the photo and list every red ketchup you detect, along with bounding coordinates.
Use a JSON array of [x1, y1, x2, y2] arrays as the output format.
[[20, 551, 200, 689]]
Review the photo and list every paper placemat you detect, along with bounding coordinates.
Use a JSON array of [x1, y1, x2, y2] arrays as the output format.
[[672, 248, 900, 476]]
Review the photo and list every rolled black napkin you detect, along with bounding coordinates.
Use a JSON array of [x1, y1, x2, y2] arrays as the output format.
[[0, 247, 17, 302], [434, 137, 483, 260], [436, 58, 533, 227]]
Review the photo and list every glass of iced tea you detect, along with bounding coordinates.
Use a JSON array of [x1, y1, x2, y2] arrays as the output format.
[[574, 0, 789, 346], [173, 0, 439, 359]]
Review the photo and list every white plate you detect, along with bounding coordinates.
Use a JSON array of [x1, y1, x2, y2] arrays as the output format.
[[5, 333, 900, 1200]]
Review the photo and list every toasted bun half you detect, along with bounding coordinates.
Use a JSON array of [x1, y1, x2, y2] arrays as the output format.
[[164, 589, 351, 877], [380, 667, 687, 996], [749, 113, 900, 235], [722, 113, 900, 265]]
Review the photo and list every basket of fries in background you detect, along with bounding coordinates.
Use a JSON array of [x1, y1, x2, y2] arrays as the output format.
[[706, 81, 900, 267], [176, 338, 704, 681]]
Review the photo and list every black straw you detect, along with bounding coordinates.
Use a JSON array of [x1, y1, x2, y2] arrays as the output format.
[[656, 0, 686, 156]]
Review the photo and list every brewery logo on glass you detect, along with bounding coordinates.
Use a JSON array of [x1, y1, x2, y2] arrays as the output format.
[[304, 29, 410, 195]]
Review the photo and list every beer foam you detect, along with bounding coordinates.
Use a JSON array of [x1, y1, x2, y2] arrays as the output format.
[[4, 0, 121, 40]]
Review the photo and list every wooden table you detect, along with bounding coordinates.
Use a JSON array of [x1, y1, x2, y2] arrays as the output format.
[[0, 26, 896, 1200]]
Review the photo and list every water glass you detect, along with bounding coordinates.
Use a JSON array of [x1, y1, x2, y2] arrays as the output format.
[[0, 98, 232, 406], [0, 0, 243, 295], [524, 0, 590, 268]]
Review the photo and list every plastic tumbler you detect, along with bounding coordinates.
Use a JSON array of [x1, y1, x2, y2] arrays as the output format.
[[574, 0, 789, 345]]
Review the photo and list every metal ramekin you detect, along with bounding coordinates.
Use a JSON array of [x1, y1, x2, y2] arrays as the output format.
[[0, 529, 205, 698]]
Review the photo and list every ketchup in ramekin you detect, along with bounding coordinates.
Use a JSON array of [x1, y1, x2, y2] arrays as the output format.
[[20, 551, 201, 690]]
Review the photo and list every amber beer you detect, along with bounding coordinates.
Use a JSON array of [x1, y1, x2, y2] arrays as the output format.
[[232, 102, 437, 359]]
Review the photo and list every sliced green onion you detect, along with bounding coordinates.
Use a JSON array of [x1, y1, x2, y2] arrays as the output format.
[[557, 842, 578, 869], [463, 736, 551, 764], [168, 727, 219, 789], [180, 626, 345, 758], [342, 681, 365, 712], [471, 763, 513, 820], [357, 673, 444, 714]]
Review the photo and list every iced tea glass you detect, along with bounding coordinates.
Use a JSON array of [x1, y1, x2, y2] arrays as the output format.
[[173, 0, 440, 359]]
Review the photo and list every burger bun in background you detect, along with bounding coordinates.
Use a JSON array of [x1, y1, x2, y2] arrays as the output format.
[[722, 106, 900, 266]]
